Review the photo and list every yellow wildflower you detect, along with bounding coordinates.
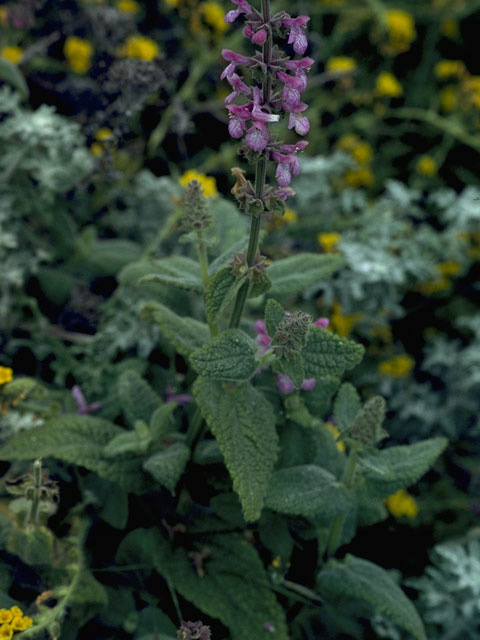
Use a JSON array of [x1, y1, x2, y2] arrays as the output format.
[[0, 625, 13, 640], [438, 260, 461, 277], [385, 489, 418, 518], [329, 301, 363, 338], [115, 0, 140, 13], [8, 608, 22, 619], [326, 57, 357, 74], [337, 134, 373, 166], [435, 60, 465, 80], [440, 85, 457, 113], [325, 422, 346, 453], [418, 278, 450, 295], [90, 128, 114, 157], [118, 35, 159, 61], [0, 367, 13, 385], [164, 0, 181, 6], [179, 170, 218, 198], [272, 556, 282, 569], [0, 612, 11, 625], [441, 19, 458, 39], [283, 208, 298, 224], [11, 616, 33, 631], [1, 46, 23, 65], [384, 9, 416, 55], [462, 76, 480, 109], [201, 2, 228, 35], [317, 232, 341, 253], [64, 36, 93, 74], [344, 166, 375, 188], [0, 7, 8, 25], [416, 155, 437, 177], [375, 71, 403, 98], [378, 354, 414, 378]]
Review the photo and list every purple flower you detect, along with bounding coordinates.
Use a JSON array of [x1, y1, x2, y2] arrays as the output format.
[[282, 16, 310, 55], [165, 385, 193, 405], [275, 187, 296, 201], [313, 317, 330, 329], [284, 57, 314, 71], [225, 0, 252, 24], [301, 378, 317, 391], [72, 385, 102, 415], [288, 103, 310, 136], [245, 122, 269, 152], [252, 28, 267, 45], [276, 374, 317, 394], [254, 320, 271, 354]]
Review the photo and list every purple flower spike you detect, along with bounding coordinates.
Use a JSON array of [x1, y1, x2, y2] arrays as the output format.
[[245, 123, 269, 151], [221, 49, 252, 66]]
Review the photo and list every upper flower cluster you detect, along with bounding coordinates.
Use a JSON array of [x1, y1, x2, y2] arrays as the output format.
[[221, 0, 313, 191]]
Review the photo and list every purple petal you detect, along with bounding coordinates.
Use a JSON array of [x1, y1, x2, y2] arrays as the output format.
[[288, 26, 308, 55], [72, 385, 87, 411], [225, 8, 241, 22], [245, 124, 269, 151], [282, 15, 310, 28], [276, 162, 292, 187], [252, 28, 267, 45], [282, 86, 301, 110], [276, 374, 296, 394], [285, 57, 314, 71], [228, 116, 246, 138], [254, 319, 268, 335], [288, 112, 310, 136], [313, 317, 330, 329], [275, 187, 295, 201], [222, 49, 252, 66], [301, 378, 317, 391]]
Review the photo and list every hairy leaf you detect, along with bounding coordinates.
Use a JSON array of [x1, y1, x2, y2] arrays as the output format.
[[139, 256, 202, 292], [0, 57, 28, 98], [317, 554, 426, 640], [304, 375, 340, 420], [302, 327, 364, 378], [264, 298, 285, 338], [268, 253, 343, 297], [194, 378, 278, 521], [191, 329, 257, 381], [141, 302, 209, 356], [142, 443, 190, 492], [265, 465, 350, 522], [205, 267, 242, 324], [274, 353, 304, 388], [349, 395, 387, 445], [358, 437, 447, 498], [150, 403, 177, 442], [117, 370, 162, 427], [334, 383, 361, 432]]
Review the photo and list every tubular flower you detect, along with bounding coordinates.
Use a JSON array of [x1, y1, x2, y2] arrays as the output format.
[[221, 0, 313, 198]]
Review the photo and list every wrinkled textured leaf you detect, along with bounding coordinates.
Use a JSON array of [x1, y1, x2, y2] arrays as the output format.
[[302, 327, 364, 378], [194, 378, 278, 521], [139, 256, 202, 292], [141, 302, 209, 356], [334, 383, 361, 432], [205, 267, 242, 324], [317, 554, 426, 640], [142, 443, 190, 492], [264, 298, 285, 338], [268, 252, 343, 297], [191, 329, 257, 381], [117, 369, 162, 427]]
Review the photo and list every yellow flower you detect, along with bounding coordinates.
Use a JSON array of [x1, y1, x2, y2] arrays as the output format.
[[325, 422, 346, 453], [272, 556, 282, 569], [435, 60, 465, 80], [418, 278, 450, 295], [438, 260, 461, 277], [11, 616, 33, 631], [416, 155, 437, 177], [441, 19, 458, 39], [329, 301, 363, 338], [118, 35, 159, 61], [375, 71, 403, 98], [0, 612, 11, 625], [90, 128, 114, 157], [283, 208, 298, 224], [385, 489, 418, 518], [1, 46, 23, 65], [201, 2, 228, 35], [337, 134, 373, 166], [64, 36, 93, 74], [0, 367, 13, 385], [165, 0, 181, 6], [385, 9, 416, 55], [440, 85, 457, 112], [115, 0, 140, 13], [0, 7, 8, 25], [179, 170, 218, 198], [326, 57, 357, 74], [378, 354, 414, 378], [317, 232, 341, 253], [8, 608, 22, 619], [344, 166, 375, 188], [0, 625, 13, 640]]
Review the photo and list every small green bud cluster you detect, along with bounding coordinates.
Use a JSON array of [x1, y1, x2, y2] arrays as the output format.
[[179, 180, 212, 231], [230, 249, 268, 283], [272, 311, 311, 358]]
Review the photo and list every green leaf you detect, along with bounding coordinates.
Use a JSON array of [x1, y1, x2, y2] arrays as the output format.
[[138, 256, 203, 292], [150, 403, 177, 443], [208, 236, 249, 274], [190, 329, 257, 381], [358, 437, 447, 498], [268, 253, 343, 297], [82, 239, 142, 276], [0, 415, 149, 492], [142, 443, 190, 492], [141, 302, 209, 357], [334, 383, 361, 432], [103, 424, 151, 457], [274, 353, 304, 388], [264, 298, 285, 338], [317, 554, 426, 640], [349, 395, 387, 446], [7, 525, 55, 566], [192, 439, 223, 465], [194, 378, 278, 521], [205, 267, 243, 324], [304, 376, 340, 420], [0, 57, 28, 98], [265, 465, 350, 523], [301, 327, 364, 378], [117, 369, 162, 427]]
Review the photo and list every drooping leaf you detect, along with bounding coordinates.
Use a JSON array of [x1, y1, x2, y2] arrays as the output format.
[[317, 554, 427, 640], [139, 256, 203, 292], [334, 383, 361, 432], [117, 369, 162, 427], [190, 329, 257, 381], [142, 443, 190, 492], [301, 327, 364, 378], [141, 302, 209, 357], [205, 267, 242, 324], [194, 378, 278, 521], [265, 465, 350, 523], [268, 253, 343, 297], [358, 437, 448, 498], [0, 415, 149, 492]]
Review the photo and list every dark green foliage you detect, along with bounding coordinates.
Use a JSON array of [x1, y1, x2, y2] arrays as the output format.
[[302, 327, 364, 378], [190, 330, 257, 381]]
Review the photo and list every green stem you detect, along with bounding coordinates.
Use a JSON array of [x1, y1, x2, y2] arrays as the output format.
[[325, 450, 357, 559], [197, 229, 218, 336]]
